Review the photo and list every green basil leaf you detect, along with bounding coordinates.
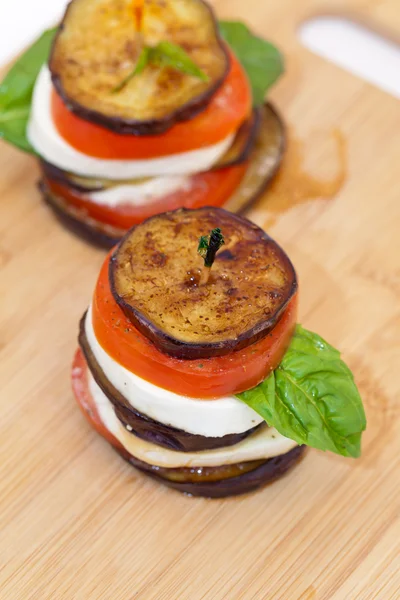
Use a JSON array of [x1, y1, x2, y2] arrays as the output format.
[[152, 41, 209, 81], [219, 20, 284, 106], [237, 325, 366, 457], [112, 46, 151, 93], [113, 40, 208, 92], [0, 114, 33, 153], [0, 27, 57, 153]]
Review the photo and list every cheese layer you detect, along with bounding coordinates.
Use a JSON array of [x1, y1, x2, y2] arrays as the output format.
[[85, 306, 264, 437], [88, 372, 298, 468], [85, 176, 193, 208], [28, 67, 234, 180]]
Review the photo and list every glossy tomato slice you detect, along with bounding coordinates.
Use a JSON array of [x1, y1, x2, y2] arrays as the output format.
[[91, 256, 298, 398], [51, 51, 251, 160], [72, 348, 122, 449], [43, 162, 248, 231]]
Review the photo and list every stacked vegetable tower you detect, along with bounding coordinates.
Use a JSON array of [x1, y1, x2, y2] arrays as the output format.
[[73, 207, 366, 497], [14, 0, 285, 245]]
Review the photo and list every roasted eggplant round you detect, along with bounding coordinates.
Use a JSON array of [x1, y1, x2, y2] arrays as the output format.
[[116, 441, 305, 498], [49, 0, 229, 135], [110, 206, 297, 359], [224, 103, 286, 213]]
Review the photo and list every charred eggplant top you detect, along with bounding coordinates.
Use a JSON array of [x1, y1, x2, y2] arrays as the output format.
[[49, 0, 229, 135], [110, 207, 297, 359]]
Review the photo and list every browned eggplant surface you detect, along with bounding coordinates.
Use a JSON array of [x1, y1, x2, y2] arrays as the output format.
[[110, 207, 297, 359], [49, 0, 229, 134]]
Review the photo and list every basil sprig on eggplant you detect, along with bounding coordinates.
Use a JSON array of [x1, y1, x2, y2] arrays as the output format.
[[112, 40, 209, 94], [0, 15, 283, 153], [109, 206, 297, 360], [237, 326, 366, 458], [49, 0, 229, 135]]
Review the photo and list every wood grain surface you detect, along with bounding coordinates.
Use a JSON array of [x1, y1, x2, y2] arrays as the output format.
[[1, 1, 400, 598]]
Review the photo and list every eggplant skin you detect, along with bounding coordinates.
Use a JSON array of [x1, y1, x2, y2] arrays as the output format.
[[39, 179, 121, 248], [116, 443, 306, 498], [225, 103, 286, 214], [212, 107, 262, 170], [49, 0, 229, 136], [110, 206, 297, 359], [78, 314, 262, 452], [40, 161, 107, 194]]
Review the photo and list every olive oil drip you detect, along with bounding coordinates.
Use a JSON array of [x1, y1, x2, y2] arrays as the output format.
[[260, 129, 347, 229]]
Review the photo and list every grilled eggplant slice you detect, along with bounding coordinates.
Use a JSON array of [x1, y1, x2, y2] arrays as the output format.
[[49, 0, 229, 135], [120, 444, 305, 497], [110, 206, 297, 359], [224, 103, 285, 213]]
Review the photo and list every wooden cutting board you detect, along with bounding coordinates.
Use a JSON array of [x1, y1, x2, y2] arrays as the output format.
[[1, 1, 399, 598]]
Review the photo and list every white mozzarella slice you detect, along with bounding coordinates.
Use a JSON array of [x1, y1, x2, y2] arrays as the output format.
[[28, 67, 234, 180], [88, 373, 298, 468], [85, 306, 264, 437], [86, 175, 192, 208]]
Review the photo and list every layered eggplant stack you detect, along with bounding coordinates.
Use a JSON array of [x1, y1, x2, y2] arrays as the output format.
[[73, 207, 305, 497], [26, 0, 286, 247]]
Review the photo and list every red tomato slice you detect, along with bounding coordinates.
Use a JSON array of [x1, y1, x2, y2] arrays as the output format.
[[91, 255, 298, 398], [72, 348, 122, 449], [43, 162, 248, 231], [51, 51, 251, 160]]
